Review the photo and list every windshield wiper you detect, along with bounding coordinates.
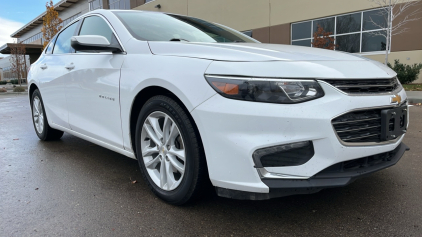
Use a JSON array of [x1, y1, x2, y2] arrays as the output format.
[[169, 38, 190, 42]]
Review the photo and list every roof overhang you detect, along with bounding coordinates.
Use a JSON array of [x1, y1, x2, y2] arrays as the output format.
[[0, 43, 44, 55], [10, 0, 80, 38]]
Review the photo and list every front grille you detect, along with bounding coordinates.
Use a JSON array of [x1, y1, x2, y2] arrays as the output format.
[[322, 78, 399, 94], [332, 108, 391, 143], [316, 144, 400, 176]]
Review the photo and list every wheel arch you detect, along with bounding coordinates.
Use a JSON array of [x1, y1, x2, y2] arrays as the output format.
[[29, 83, 39, 100], [129, 86, 206, 161]]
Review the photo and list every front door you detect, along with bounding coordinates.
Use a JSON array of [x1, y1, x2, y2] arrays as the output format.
[[64, 15, 124, 148]]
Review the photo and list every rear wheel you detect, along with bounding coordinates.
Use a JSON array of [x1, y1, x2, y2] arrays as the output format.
[[31, 89, 64, 141], [135, 95, 206, 205]]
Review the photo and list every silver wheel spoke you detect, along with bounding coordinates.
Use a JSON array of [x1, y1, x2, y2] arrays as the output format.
[[142, 145, 159, 157], [147, 117, 163, 140], [145, 155, 160, 169], [143, 124, 161, 146], [168, 147, 185, 162], [162, 115, 171, 142], [165, 123, 179, 146], [160, 159, 167, 189], [167, 154, 184, 174], [165, 160, 176, 189]]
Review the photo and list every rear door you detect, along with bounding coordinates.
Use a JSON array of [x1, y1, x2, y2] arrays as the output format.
[[37, 22, 79, 129], [64, 15, 125, 148]]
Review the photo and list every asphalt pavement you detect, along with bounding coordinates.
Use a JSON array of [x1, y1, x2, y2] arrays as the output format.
[[1, 93, 421, 236]]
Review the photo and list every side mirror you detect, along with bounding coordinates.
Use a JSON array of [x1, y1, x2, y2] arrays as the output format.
[[71, 35, 123, 53]]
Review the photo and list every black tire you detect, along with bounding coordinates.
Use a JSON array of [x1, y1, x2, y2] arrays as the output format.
[[135, 95, 206, 205], [31, 89, 64, 141]]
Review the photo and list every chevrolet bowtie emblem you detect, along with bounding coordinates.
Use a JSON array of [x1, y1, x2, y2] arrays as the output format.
[[390, 94, 402, 104]]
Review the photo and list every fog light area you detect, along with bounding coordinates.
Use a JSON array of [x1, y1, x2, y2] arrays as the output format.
[[252, 141, 315, 168]]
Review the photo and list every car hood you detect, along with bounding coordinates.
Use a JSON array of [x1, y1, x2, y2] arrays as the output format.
[[148, 42, 366, 62]]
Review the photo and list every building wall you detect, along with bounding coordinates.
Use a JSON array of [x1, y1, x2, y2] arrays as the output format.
[[18, 0, 90, 44]]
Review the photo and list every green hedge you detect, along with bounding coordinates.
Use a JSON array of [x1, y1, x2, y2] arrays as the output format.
[[9, 79, 19, 85], [0, 81, 7, 85], [388, 59, 422, 84]]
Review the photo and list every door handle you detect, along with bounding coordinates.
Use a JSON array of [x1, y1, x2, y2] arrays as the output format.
[[40, 64, 47, 70], [65, 63, 75, 70]]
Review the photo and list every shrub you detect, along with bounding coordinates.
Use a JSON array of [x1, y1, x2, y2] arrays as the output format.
[[0, 88, 6, 93], [13, 86, 25, 92], [387, 59, 422, 84], [9, 79, 19, 85], [0, 81, 7, 85]]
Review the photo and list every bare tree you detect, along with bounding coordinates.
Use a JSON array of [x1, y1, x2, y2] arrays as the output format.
[[367, 0, 421, 64], [9, 42, 27, 86]]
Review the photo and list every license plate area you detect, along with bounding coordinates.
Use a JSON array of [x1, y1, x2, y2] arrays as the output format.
[[381, 105, 407, 141]]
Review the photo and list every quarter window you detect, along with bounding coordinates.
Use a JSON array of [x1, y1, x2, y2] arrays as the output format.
[[53, 22, 79, 54], [45, 36, 57, 54], [241, 30, 253, 37], [79, 16, 113, 42], [291, 9, 388, 53]]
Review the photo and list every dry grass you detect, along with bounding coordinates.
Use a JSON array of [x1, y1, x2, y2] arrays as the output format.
[[13, 87, 25, 92], [403, 84, 422, 91]]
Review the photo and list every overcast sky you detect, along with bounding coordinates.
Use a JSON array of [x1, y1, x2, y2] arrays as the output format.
[[0, 0, 60, 57]]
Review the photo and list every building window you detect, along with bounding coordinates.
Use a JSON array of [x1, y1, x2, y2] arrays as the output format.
[[109, 0, 131, 9], [89, 0, 103, 11], [241, 30, 253, 38], [291, 9, 388, 53], [145, 0, 154, 3]]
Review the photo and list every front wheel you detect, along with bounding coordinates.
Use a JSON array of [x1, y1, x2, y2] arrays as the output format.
[[135, 95, 206, 205], [31, 89, 64, 141]]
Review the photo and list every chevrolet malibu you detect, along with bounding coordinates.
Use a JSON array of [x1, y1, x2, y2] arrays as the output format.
[[28, 10, 409, 205]]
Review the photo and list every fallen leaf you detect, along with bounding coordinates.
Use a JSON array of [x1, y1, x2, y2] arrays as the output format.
[[13, 138, 19, 140], [35, 188, 39, 190], [132, 180, 137, 184]]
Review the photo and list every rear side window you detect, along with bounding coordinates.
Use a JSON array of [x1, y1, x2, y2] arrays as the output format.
[[53, 21, 79, 54], [79, 16, 113, 42]]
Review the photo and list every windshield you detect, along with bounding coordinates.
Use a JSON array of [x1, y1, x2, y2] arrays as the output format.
[[113, 11, 258, 43]]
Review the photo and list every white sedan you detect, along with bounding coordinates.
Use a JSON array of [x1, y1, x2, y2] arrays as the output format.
[[28, 10, 409, 205]]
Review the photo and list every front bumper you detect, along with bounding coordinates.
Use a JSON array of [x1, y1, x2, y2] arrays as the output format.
[[216, 142, 408, 200], [191, 82, 409, 195]]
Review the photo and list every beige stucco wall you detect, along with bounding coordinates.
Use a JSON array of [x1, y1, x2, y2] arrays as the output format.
[[134, 0, 419, 31], [135, 0, 270, 30], [365, 50, 422, 83], [136, 0, 188, 15]]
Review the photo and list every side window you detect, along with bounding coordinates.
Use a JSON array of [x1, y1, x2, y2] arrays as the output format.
[[45, 36, 57, 54], [79, 16, 113, 42], [53, 21, 79, 54]]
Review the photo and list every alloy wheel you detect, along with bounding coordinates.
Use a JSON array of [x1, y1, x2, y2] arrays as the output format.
[[140, 111, 186, 191], [33, 96, 44, 134]]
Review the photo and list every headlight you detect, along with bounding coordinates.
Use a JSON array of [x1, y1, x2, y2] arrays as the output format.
[[205, 75, 324, 104]]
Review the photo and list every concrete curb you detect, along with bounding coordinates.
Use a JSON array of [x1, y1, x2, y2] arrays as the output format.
[[406, 91, 422, 104], [0, 92, 28, 95]]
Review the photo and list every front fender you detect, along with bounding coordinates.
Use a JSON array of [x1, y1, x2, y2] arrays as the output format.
[[119, 54, 216, 152]]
